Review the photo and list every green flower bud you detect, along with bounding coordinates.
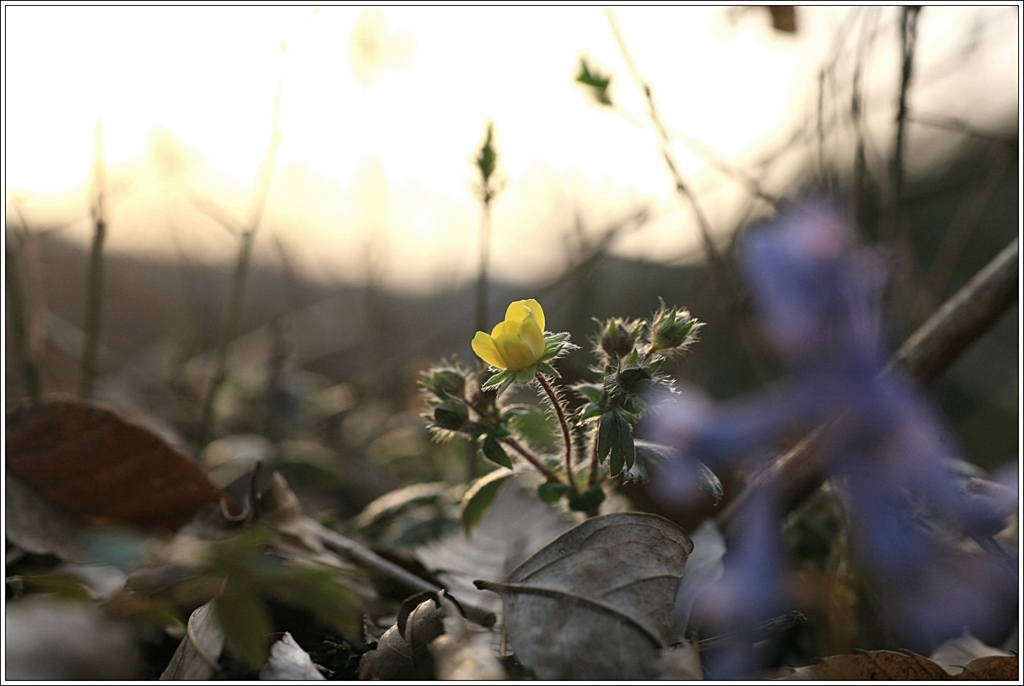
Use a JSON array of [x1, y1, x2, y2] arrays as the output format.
[[433, 399, 469, 431], [600, 318, 641, 359], [651, 306, 697, 351]]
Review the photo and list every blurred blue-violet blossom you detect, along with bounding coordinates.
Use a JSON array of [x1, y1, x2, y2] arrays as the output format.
[[649, 200, 1017, 677]]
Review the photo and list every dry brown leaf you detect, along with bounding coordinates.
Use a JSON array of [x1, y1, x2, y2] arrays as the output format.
[[777, 649, 990, 680], [259, 633, 326, 680], [475, 512, 693, 680], [955, 655, 1018, 680], [428, 594, 506, 680], [160, 601, 224, 680], [6, 399, 229, 534]]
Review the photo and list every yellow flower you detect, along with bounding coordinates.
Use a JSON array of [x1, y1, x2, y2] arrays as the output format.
[[472, 299, 546, 371]]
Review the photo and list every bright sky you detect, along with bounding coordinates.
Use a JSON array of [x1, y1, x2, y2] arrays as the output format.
[[4, 5, 1018, 290]]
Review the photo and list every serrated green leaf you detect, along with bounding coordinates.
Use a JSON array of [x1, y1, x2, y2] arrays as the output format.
[[598, 412, 635, 477], [598, 412, 616, 464], [215, 583, 272, 669], [620, 426, 636, 472], [460, 469, 513, 534], [568, 484, 606, 512], [481, 435, 513, 469], [481, 370, 513, 390], [537, 481, 571, 503], [621, 455, 648, 484]]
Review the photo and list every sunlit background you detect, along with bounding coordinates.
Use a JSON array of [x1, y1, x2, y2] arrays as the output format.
[[6, 5, 1017, 289]]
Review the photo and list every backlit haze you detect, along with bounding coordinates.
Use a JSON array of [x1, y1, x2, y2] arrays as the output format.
[[4, 6, 1018, 291]]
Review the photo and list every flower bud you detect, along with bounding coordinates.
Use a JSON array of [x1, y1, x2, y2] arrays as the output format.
[[652, 307, 696, 351], [600, 318, 641, 359], [433, 398, 469, 431]]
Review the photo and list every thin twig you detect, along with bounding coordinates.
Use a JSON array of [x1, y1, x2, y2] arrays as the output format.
[[886, 5, 921, 244], [5, 238, 43, 403], [604, 8, 775, 389], [475, 199, 492, 336], [905, 113, 1017, 145], [313, 522, 495, 627], [80, 119, 107, 400], [716, 237, 1019, 531], [503, 436, 565, 486], [196, 74, 283, 453]]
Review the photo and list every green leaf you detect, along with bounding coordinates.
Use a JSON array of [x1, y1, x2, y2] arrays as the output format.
[[597, 412, 616, 464], [579, 402, 603, 422], [575, 57, 612, 106], [516, 367, 535, 383], [618, 367, 652, 394], [433, 399, 468, 430], [481, 435, 513, 469], [568, 484, 606, 512], [476, 122, 497, 183], [535, 361, 558, 377], [270, 565, 361, 638], [481, 369, 513, 390], [215, 583, 272, 669], [574, 383, 603, 403], [598, 412, 634, 477], [537, 481, 571, 503], [460, 469, 513, 534], [621, 455, 648, 484], [620, 424, 636, 473]]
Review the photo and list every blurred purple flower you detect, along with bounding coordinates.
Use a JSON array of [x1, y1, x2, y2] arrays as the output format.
[[650, 200, 1017, 675]]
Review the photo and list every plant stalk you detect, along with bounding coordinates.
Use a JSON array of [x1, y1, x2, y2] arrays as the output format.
[[536, 372, 577, 492]]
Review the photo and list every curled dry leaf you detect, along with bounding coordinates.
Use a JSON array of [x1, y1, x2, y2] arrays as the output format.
[[475, 512, 693, 680], [358, 591, 450, 680], [160, 600, 224, 680], [260, 471, 324, 555], [428, 593, 506, 680], [259, 633, 325, 680], [6, 399, 229, 534]]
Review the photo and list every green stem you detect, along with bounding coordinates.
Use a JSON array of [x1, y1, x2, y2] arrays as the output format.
[[587, 427, 601, 487], [536, 372, 578, 493], [503, 436, 565, 486]]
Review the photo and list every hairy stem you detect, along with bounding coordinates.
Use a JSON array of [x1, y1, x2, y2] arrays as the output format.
[[587, 427, 601, 487], [536, 372, 577, 492], [503, 436, 566, 486]]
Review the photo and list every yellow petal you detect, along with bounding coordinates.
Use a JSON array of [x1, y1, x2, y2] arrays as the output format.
[[494, 333, 537, 371], [505, 299, 545, 331], [491, 320, 519, 338], [472, 332, 507, 369], [518, 315, 545, 360]]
